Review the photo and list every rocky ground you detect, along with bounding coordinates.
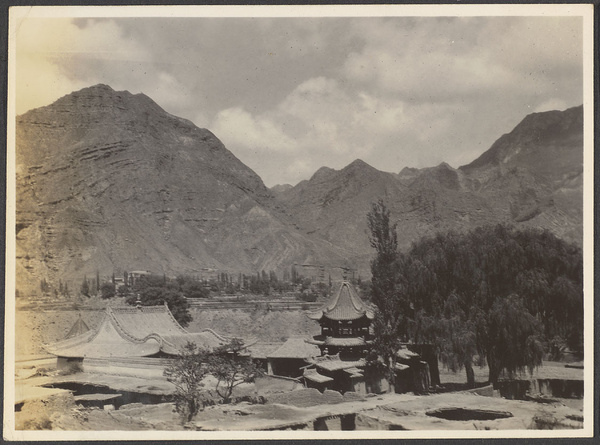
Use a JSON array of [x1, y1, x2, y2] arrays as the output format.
[[13, 384, 584, 433]]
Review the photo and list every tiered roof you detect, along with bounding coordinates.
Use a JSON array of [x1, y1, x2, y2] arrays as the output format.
[[303, 368, 333, 383], [45, 304, 230, 358], [305, 353, 366, 372], [268, 338, 321, 360], [308, 337, 372, 347], [307, 281, 375, 321]]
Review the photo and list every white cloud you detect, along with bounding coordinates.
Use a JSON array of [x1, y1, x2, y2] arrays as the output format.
[[212, 107, 298, 154], [15, 18, 150, 114], [13, 15, 584, 186]]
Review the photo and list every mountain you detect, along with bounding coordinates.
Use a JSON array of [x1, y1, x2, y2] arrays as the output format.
[[277, 159, 406, 263], [15, 86, 583, 293], [276, 105, 583, 273], [460, 105, 583, 241], [269, 183, 293, 196], [15, 85, 348, 293]]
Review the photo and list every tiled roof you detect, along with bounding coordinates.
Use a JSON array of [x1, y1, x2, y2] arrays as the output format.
[[323, 337, 367, 347], [45, 304, 230, 358], [396, 347, 420, 361], [307, 281, 375, 321], [306, 353, 366, 372], [343, 367, 364, 377], [246, 342, 283, 359], [303, 368, 334, 383], [268, 338, 321, 359], [160, 330, 230, 355], [395, 363, 410, 371]]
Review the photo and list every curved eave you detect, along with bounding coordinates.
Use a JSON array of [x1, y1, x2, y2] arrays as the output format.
[[307, 311, 324, 320], [321, 312, 375, 322]]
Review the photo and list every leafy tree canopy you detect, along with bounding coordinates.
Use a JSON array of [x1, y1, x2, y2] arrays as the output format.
[[126, 274, 192, 327], [402, 224, 582, 384], [207, 339, 262, 404], [367, 200, 582, 386]]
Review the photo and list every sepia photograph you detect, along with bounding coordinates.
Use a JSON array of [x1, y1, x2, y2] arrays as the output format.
[[4, 4, 595, 440]]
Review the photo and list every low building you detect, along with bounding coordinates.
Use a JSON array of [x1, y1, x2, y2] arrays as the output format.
[[45, 303, 231, 378], [266, 338, 320, 378], [126, 270, 153, 287]]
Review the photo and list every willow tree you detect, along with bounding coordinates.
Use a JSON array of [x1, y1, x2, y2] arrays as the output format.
[[401, 225, 582, 385]]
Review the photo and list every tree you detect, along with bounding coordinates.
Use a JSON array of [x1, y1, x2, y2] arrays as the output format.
[[367, 199, 404, 392], [127, 275, 192, 327], [485, 295, 544, 384], [163, 342, 210, 423], [207, 339, 262, 404], [40, 278, 50, 295], [400, 225, 582, 384], [100, 282, 116, 299], [177, 275, 209, 299], [80, 276, 90, 297]]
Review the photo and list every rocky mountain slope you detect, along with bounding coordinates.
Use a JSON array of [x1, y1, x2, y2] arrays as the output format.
[[15, 85, 348, 293], [278, 105, 583, 269], [15, 85, 583, 294]]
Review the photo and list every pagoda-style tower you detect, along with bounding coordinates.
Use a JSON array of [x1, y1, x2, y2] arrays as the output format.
[[307, 281, 375, 360]]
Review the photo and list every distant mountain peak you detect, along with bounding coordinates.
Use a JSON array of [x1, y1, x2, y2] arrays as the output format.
[[461, 105, 583, 172], [310, 166, 336, 181], [270, 183, 293, 194], [82, 83, 115, 92], [345, 158, 372, 169], [435, 162, 453, 170]]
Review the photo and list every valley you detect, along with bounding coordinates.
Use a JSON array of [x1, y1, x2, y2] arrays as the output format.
[[14, 85, 583, 296]]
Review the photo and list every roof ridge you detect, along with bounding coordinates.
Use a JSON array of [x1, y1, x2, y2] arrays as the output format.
[[84, 308, 111, 343], [162, 302, 189, 333], [108, 306, 158, 343], [344, 282, 365, 312], [311, 281, 374, 321], [111, 305, 168, 313], [196, 328, 230, 342]]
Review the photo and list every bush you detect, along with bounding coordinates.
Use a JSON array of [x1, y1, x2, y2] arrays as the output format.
[[298, 292, 317, 303], [100, 282, 116, 299]]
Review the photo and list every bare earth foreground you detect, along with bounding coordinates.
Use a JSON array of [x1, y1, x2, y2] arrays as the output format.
[[13, 306, 584, 431]]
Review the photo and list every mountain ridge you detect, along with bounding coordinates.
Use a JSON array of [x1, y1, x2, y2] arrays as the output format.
[[15, 85, 584, 293], [16, 84, 350, 293]]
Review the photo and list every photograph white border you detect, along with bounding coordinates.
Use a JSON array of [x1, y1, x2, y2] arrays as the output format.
[[4, 3, 595, 441]]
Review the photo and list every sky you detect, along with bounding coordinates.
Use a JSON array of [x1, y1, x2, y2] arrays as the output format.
[[13, 12, 584, 187]]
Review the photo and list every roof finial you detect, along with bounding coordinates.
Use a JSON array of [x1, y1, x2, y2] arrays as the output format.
[[135, 294, 142, 309]]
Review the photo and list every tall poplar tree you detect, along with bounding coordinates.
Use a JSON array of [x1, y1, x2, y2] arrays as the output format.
[[367, 199, 404, 392]]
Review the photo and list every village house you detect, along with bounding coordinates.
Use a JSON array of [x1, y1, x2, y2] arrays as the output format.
[[126, 270, 153, 287]]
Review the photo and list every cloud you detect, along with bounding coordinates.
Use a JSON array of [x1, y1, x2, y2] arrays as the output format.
[[209, 75, 468, 185], [212, 107, 298, 154], [341, 17, 582, 103], [15, 18, 150, 114], [13, 15, 584, 187]]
